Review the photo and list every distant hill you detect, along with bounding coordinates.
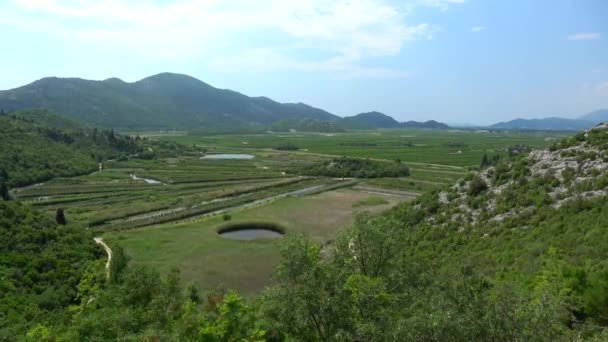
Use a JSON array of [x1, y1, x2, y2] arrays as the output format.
[[341, 111, 449, 130], [0, 73, 339, 130], [490, 109, 608, 131], [580, 109, 608, 123], [490, 117, 594, 131], [342, 112, 401, 129], [400, 120, 449, 129]]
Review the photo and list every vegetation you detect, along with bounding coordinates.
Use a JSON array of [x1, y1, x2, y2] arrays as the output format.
[[0, 110, 142, 188], [4, 111, 608, 340], [0, 201, 100, 338], [298, 157, 411, 178]]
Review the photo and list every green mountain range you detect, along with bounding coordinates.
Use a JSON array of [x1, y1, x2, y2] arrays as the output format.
[[341, 111, 449, 130], [0, 74, 449, 131], [490, 109, 608, 131], [0, 73, 339, 130]]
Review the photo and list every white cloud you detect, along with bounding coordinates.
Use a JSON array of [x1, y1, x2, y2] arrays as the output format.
[[566, 32, 601, 41], [471, 26, 484, 33], [421, 0, 466, 11], [1, 0, 453, 78]]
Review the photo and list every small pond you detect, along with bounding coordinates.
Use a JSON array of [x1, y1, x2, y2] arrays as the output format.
[[201, 154, 254, 160], [218, 223, 285, 240]]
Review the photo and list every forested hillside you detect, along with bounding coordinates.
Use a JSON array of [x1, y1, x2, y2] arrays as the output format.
[[0, 110, 142, 189], [0, 74, 453, 132], [0, 201, 101, 339], [0, 73, 339, 130]]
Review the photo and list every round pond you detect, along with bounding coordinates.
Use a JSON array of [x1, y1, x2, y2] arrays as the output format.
[[217, 222, 285, 240]]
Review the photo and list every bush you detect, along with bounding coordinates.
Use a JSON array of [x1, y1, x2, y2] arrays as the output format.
[[468, 176, 488, 196]]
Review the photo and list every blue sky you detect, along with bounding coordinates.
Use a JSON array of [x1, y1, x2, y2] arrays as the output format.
[[0, 0, 606, 124]]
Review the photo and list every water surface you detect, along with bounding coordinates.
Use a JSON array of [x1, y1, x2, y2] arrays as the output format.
[[219, 229, 284, 240]]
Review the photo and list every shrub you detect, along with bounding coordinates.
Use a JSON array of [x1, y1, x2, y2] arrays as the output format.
[[468, 176, 488, 196]]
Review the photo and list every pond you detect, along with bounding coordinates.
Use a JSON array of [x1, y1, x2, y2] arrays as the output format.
[[201, 154, 254, 160], [217, 223, 285, 240]]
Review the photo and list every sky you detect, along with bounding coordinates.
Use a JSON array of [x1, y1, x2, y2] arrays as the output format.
[[0, 0, 607, 125]]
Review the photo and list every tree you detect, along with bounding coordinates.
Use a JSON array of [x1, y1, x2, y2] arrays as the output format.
[[480, 153, 489, 168], [55, 208, 67, 225], [0, 181, 8, 201], [0, 108, 5, 116]]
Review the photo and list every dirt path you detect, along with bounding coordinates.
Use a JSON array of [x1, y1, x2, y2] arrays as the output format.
[[94, 237, 112, 279]]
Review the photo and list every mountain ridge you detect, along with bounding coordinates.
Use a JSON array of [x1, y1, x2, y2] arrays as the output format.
[[490, 109, 608, 131], [0, 73, 340, 130], [0, 73, 450, 131]]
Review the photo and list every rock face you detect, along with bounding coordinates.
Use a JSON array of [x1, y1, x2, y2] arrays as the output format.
[[418, 123, 608, 228]]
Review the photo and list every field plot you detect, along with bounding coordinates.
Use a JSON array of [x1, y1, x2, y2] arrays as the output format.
[[13, 150, 333, 228], [104, 188, 408, 294]]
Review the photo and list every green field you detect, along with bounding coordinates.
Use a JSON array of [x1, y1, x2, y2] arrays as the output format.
[[14, 128, 568, 293]]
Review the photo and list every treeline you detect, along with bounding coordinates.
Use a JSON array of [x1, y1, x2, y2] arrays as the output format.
[[297, 157, 410, 178]]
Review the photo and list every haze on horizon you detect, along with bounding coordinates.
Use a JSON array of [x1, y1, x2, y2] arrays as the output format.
[[0, 0, 606, 125]]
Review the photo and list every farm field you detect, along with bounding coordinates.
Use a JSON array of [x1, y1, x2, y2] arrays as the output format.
[[13, 128, 566, 293]]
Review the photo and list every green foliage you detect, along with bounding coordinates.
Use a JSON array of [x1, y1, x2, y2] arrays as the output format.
[[298, 157, 411, 178], [0, 181, 8, 201], [468, 175, 488, 196], [0, 111, 142, 188], [0, 201, 99, 338]]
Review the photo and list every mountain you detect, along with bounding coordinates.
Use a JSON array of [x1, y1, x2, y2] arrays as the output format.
[[490, 109, 608, 131], [341, 112, 449, 130], [342, 111, 401, 129], [580, 109, 608, 123], [490, 117, 594, 131], [0, 73, 339, 130], [400, 119, 449, 129]]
